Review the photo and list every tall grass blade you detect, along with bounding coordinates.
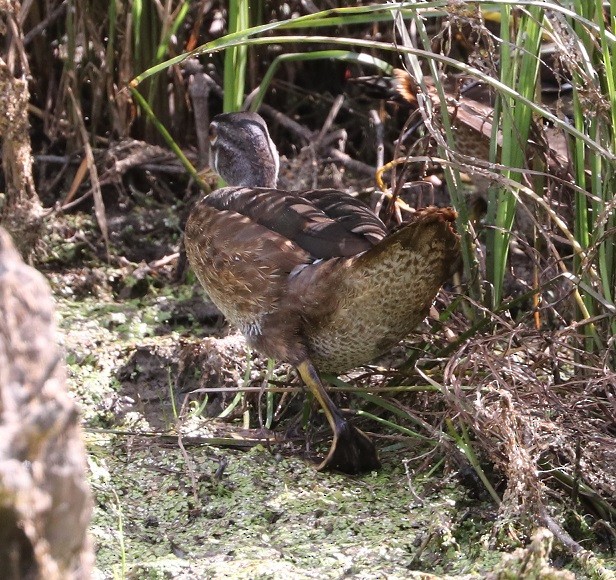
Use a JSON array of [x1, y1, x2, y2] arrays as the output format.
[[486, 5, 543, 308], [224, 0, 249, 111]]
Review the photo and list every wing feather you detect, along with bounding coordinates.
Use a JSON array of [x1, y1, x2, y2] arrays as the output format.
[[203, 187, 386, 259]]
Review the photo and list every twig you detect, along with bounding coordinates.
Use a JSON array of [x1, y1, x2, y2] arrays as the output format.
[[149, 252, 179, 269], [370, 109, 385, 168], [315, 94, 345, 146], [327, 148, 375, 177], [187, 63, 215, 169], [23, 1, 68, 46], [259, 102, 312, 140], [260, 102, 376, 177], [540, 511, 615, 579], [67, 87, 109, 258]]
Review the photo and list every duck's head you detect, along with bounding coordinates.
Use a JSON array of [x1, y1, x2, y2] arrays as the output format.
[[209, 111, 280, 188]]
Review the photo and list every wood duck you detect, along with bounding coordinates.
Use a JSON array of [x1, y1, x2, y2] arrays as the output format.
[[185, 112, 460, 474]]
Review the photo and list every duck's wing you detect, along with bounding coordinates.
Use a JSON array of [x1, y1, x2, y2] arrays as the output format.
[[203, 187, 387, 259], [300, 189, 386, 246]]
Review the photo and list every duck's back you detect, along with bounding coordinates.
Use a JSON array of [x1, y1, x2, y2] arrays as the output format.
[[184, 186, 390, 363]]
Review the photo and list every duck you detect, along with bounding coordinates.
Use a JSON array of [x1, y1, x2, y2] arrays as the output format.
[[184, 111, 460, 474]]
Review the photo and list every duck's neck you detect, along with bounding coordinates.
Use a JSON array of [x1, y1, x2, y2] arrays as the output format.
[[254, 130, 279, 188], [247, 147, 279, 188]]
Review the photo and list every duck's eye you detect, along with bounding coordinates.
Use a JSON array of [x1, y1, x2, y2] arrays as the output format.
[[209, 123, 218, 144]]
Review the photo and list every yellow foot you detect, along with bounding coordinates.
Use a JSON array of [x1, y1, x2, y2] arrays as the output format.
[[316, 421, 381, 474]]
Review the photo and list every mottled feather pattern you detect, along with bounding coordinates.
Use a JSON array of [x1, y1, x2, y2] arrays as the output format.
[[204, 187, 385, 258], [210, 113, 279, 188], [185, 200, 311, 330], [294, 207, 460, 372]]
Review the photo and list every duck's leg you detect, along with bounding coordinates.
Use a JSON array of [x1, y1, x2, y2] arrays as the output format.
[[297, 360, 381, 474]]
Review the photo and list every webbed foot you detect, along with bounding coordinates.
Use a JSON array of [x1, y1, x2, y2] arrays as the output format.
[[316, 418, 380, 474]]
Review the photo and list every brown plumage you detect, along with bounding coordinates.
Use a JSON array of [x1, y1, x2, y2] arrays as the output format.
[[185, 112, 460, 473]]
